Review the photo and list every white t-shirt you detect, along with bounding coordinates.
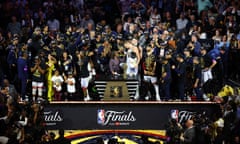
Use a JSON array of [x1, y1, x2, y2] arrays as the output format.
[[67, 77, 76, 93], [51, 75, 64, 92]]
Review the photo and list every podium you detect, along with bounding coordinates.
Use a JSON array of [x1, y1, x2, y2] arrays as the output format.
[[94, 75, 139, 101]]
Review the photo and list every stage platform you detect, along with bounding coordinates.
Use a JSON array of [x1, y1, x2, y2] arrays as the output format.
[[49, 101, 217, 104]]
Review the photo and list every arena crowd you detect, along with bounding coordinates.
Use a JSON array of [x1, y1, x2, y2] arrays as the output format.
[[0, 0, 240, 143]]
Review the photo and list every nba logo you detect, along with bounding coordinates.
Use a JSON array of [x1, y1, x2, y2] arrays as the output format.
[[97, 109, 105, 125], [171, 110, 179, 121]]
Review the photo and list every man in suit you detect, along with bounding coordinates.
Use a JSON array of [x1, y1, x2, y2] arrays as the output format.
[[180, 120, 196, 144]]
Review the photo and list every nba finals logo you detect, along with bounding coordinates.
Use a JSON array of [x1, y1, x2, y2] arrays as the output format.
[[171, 109, 179, 122], [97, 109, 105, 125], [170, 110, 197, 123], [97, 109, 136, 126]]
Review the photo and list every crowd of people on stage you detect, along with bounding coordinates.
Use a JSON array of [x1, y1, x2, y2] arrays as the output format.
[[0, 1, 240, 100], [0, 0, 238, 103], [0, 0, 240, 144], [0, 0, 240, 103]]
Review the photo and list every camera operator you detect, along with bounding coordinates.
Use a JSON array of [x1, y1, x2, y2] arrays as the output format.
[[166, 119, 183, 144]]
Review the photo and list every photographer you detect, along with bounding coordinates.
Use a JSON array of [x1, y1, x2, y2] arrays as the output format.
[[166, 119, 183, 144]]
